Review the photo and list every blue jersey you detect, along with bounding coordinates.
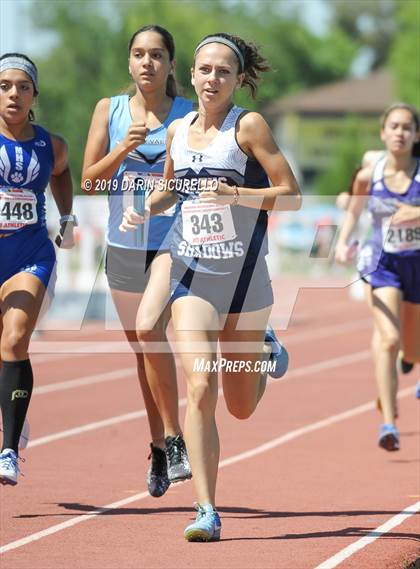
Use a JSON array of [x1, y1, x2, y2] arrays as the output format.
[[169, 106, 269, 276], [0, 125, 54, 237], [106, 95, 193, 250]]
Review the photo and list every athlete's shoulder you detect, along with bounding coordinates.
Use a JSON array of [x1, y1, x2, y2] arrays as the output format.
[[44, 131, 68, 173], [361, 150, 385, 169], [354, 166, 373, 193], [94, 97, 112, 114], [237, 110, 269, 134]]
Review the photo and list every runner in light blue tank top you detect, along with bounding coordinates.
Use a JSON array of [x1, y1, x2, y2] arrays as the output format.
[[107, 94, 192, 250], [82, 25, 192, 498], [0, 53, 76, 485]]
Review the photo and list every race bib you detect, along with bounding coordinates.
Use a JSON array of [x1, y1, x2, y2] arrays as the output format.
[[181, 201, 236, 245], [382, 217, 420, 253], [0, 188, 37, 230], [122, 171, 175, 217]]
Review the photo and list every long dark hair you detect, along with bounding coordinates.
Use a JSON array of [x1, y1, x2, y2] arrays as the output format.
[[128, 25, 177, 98], [0, 52, 37, 121], [194, 33, 270, 99]]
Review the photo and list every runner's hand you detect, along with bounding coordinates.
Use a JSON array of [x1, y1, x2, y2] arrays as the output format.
[[199, 180, 235, 205], [391, 203, 420, 226], [55, 220, 76, 249], [335, 242, 351, 264], [119, 205, 150, 232], [121, 122, 149, 152]]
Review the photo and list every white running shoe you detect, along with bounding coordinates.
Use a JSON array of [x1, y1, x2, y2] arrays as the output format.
[[0, 418, 30, 449], [0, 448, 19, 485]]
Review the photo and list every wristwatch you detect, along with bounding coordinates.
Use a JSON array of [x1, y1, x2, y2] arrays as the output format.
[[59, 214, 78, 226]]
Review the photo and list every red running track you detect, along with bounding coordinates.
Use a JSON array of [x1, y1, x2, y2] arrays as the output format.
[[0, 283, 419, 569]]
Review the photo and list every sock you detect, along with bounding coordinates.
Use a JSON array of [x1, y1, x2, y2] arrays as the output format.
[[0, 359, 33, 453]]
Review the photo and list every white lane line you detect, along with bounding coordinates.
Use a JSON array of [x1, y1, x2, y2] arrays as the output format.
[[27, 350, 370, 447], [31, 319, 370, 395], [1, 384, 415, 555], [33, 368, 135, 395], [314, 501, 420, 569], [28, 316, 372, 355], [284, 318, 370, 345], [0, 491, 150, 555]]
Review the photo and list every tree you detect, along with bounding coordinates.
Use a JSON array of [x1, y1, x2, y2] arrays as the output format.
[[326, 0, 396, 71], [389, 0, 420, 107], [313, 116, 369, 196], [30, 0, 358, 190]]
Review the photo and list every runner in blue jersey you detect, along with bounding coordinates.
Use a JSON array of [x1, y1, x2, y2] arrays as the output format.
[[82, 26, 192, 497], [121, 32, 301, 541], [0, 53, 76, 484], [336, 103, 420, 451]]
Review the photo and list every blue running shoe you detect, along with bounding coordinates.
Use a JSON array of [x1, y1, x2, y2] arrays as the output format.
[[378, 424, 400, 451], [184, 503, 222, 542], [265, 326, 289, 379], [0, 448, 19, 485], [416, 381, 420, 399]]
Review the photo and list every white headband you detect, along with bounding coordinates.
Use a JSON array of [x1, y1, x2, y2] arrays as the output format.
[[0, 56, 39, 94], [195, 36, 245, 72]]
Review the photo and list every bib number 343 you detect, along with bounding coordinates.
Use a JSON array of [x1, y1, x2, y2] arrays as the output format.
[[182, 202, 236, 245]]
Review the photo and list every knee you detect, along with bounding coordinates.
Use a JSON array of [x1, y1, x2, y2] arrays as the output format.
[[1, 327, 29, 358], [225, 400, 255, 420], [378, 333, 400, 354], [187, 377, 215, 411], [136, 318, 165, 344]]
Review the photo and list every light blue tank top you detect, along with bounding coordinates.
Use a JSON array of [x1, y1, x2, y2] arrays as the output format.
[[0, 125, 54, 237], [107, 95, 193, 250]]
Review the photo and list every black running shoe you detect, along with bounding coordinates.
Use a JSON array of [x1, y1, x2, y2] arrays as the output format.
[[397, 351, 414, 374], [165, 434, 192, 483], [147, 444, 170, 498]]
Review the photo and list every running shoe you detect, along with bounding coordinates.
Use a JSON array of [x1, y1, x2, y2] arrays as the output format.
[[378, 424, 400, 451], [0, 417, 30, 450], [264, 326, 289, 379], [397, 351, 414, 374], [416, 381, 420, 399], [0, 448, 19, 485], [165, 434, 192, 483], [147, 444, 170, 498], [184, 503, 221, 542]]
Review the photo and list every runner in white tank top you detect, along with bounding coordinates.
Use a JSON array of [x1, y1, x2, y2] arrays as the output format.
[[121, 32, 301, 541]]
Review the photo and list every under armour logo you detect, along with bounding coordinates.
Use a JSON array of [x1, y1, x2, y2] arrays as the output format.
[[11, 390, 29, 401], [192, 154, 203, 163]]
